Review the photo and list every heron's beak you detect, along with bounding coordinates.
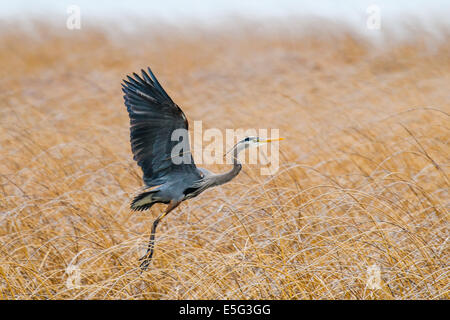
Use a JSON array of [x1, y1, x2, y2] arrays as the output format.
[[260, 137, 284, 143]]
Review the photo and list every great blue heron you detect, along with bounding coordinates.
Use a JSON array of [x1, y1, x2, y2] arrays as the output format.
[[122, 67, 282, 270]]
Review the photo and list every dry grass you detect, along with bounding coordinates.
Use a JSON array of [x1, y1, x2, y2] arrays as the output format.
[[0, 20, 448, 299]]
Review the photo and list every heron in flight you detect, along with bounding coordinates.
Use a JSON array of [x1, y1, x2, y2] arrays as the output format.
[[122, 67, 282, 270]]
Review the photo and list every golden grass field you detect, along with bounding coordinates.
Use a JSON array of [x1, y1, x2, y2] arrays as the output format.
[[0, 20, 448, 299]]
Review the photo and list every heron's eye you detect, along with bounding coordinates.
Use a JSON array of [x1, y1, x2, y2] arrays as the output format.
[[244, 137, 250, 142]]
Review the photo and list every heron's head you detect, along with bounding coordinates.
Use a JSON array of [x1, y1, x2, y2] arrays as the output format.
[[225, 136, 284, 158], [239, 136, 284, 148]]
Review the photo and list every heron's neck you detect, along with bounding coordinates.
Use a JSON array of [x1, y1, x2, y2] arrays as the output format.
[[213, 147, 242, 186]]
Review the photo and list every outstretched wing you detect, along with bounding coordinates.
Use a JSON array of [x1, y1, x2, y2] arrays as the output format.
[[122, 67, 200, 187]]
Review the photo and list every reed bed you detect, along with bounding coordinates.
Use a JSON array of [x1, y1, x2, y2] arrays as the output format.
[[0, 20, 448, 299]]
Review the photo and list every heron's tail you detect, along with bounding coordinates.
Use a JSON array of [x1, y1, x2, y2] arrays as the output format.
[[130, 190, 158, 211]]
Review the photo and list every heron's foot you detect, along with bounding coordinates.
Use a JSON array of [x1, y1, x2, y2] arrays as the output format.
[[139, 253, 153, 271], [139, 258, 151, 271]]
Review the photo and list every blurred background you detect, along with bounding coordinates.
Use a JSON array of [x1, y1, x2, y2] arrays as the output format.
[[0, 1, 448, 300], [2, 0, 450, 26]]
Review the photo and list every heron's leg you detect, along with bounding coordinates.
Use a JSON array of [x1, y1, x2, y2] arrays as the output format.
[[139, 200, 181, 271]]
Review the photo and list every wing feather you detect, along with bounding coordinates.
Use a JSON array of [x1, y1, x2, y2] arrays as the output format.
[[122, 67, 200, 187]]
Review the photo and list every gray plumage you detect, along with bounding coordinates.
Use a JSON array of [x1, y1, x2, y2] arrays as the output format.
[[122, 67, 277, 270]]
